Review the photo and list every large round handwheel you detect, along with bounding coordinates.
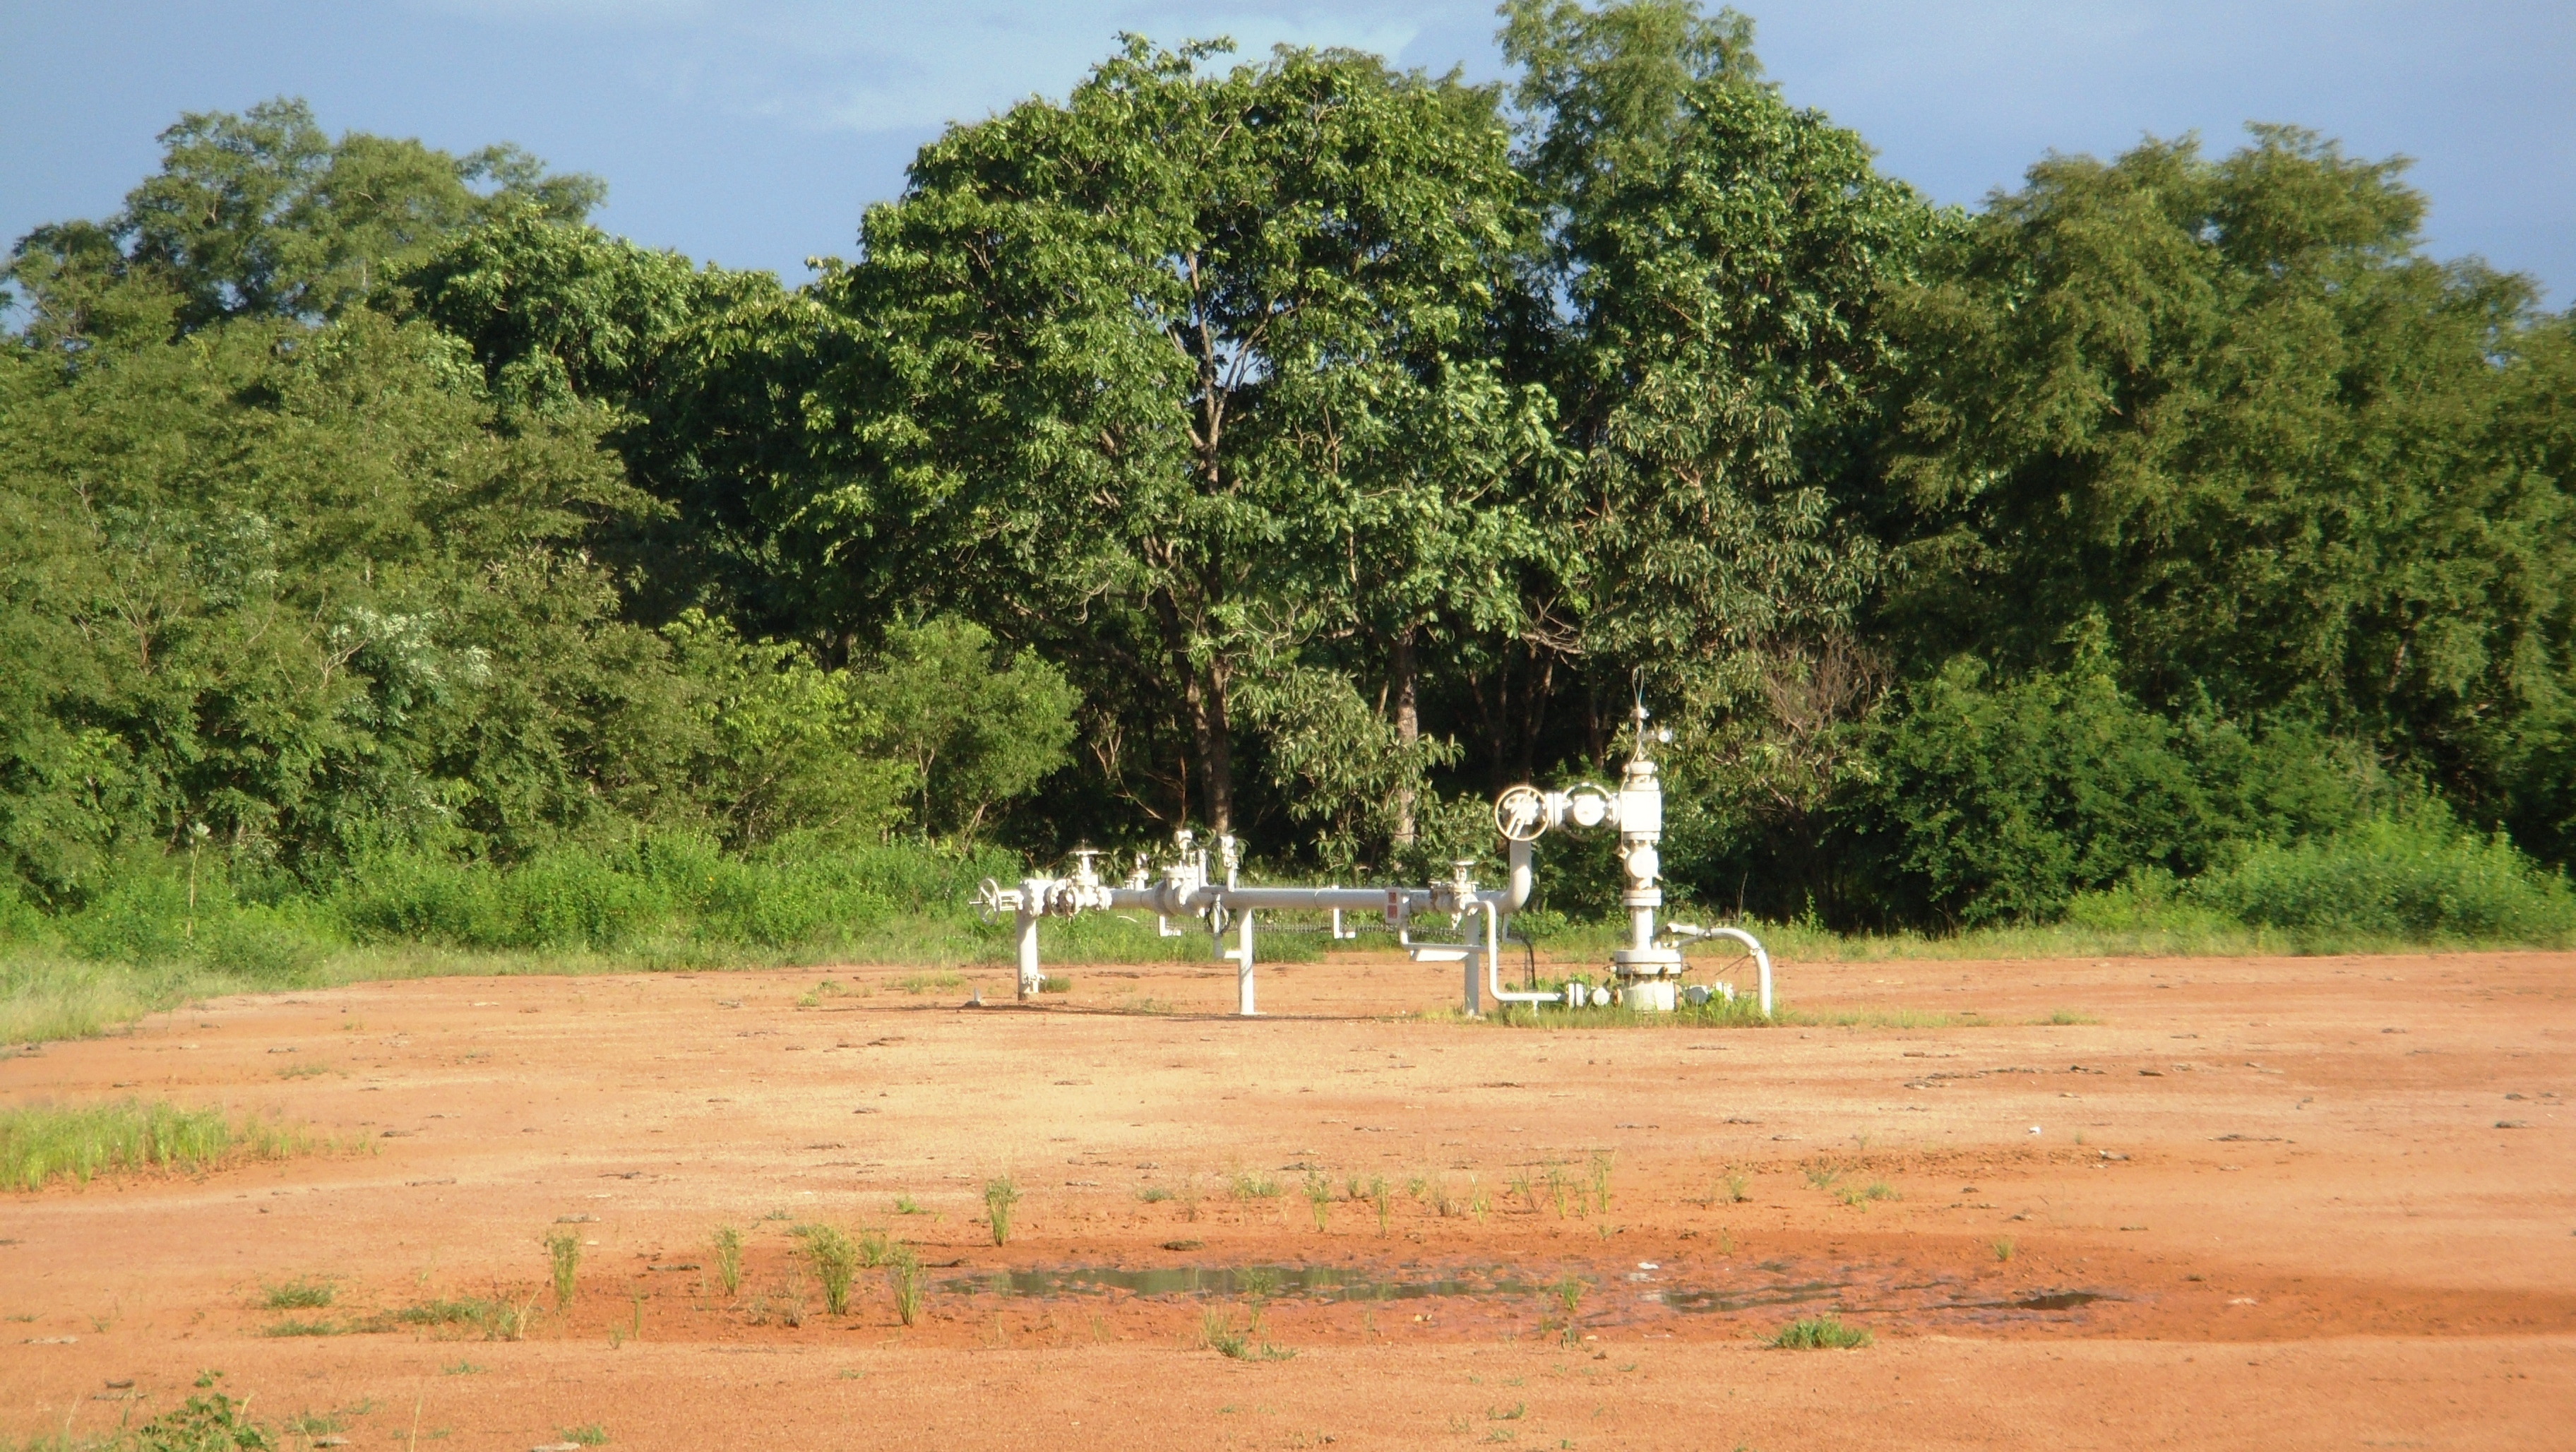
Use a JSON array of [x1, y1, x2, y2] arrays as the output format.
[[1493, 784, 1549, 842]]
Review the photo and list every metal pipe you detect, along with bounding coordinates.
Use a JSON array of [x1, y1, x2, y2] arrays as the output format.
[[1015, 908, 1041, 1002], [1478, 899, 1557, 1007], [1508, 838, 1534, 911], [1698, 926, 1772, 1018], [1235, 910, 1256, 1016]]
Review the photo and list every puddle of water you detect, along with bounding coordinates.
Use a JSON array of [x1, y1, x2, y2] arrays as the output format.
[[942, 1263, 1557, 1303], [2011, 1291, 2107, 1311], [1657, 1280, 1848, 1314]]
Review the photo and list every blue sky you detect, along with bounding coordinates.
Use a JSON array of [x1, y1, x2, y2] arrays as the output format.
[[6, 1, 2572, 303]]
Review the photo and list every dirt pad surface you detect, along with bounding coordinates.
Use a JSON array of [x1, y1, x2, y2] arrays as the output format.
[[4, 948, 2572, 1449]]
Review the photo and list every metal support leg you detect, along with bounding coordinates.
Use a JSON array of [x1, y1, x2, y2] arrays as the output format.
[[1236, 911, 1256, 1016], [1015, 911, 1040, 1002]]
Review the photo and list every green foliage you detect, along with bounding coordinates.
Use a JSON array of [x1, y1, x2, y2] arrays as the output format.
[[1833, 647, 2376, 924], [983, 1175, 1020, 1246], [1772, 1314, 1870, 1350], [129, 1391, 275, 1451], [886, 1244, 925, 1326], [7, 96, 597, 347], [0, 1099, 324, 1191], [2126, 809, 2576, 943], [823, 36, 1540, 842], [858, 619, 1078, 840], [710, 1225, 742, 1297], [1882, 126, 2576, 857], [9, 11, 2576, 958], [797, 1224, 859, 1314], [544, 1229, 580, 1309]]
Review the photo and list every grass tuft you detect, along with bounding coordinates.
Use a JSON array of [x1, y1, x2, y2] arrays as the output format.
[[711, 1225, 742, 1297], [261, 1276, 335, 1310], [1773, 1314, 1871, 1350], [544, 1229, 581, 1309], [984, 1175, 1021, 1246], [797, 1224, 859, 1315], [887, 1246, 925, 1326]]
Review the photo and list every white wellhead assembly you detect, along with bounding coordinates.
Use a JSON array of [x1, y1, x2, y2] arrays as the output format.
[[974, 701, 1772, 1018]]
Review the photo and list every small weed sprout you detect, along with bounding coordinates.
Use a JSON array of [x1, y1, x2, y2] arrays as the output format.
[[1549, 1275, 1587, 1346], [1588, 1153, 1614, 1215], [1369, 1176, 1393, 1236], [1198, 1304, 1247, 1359], [1772, 1315, 1871, 1350], [1505, 1172, 1534, 1213], [1304, 1172, 1333, 1232], [984, 1176, 1022, 1246], [857, 1229, 892, 1268], [1136, 1184, 1174, 1204], [544, 1230, 581, 1309], [1543, 1162, 1570, 1218], [1200, 1302, 1292, 1361], [888, 1246, 925, 1327], [1725, 1171, 1751, 1203], [561, 1422, 609, 1445], [712, 1225, 743, 1297], [894, 1195, 927, 1215], [261, 1278, 335, 1311], [1232, 1171, 1282, 1200], [1468, 1178, 1491, 1224], [1405, 1174, 1429, 1201], [1992, 1237, 2016, 1262], [799, 1225, 859, 1314]]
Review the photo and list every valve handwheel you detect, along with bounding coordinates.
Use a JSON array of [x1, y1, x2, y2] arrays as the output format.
[[1494, 784, 1549, 843]]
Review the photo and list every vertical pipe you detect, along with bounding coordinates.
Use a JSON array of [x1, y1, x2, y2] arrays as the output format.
[[1236, 910, 1256, 1016], [1015, 910, 1040, 1003], [1508, 839, 1534, 910], [1463, 934, 1481, 1018]]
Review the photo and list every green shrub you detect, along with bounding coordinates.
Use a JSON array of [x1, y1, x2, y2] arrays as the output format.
[[1834, 653, 2373, 926], [2188, 811, 2576, 941], [1772, 1314, 1871, 1349]]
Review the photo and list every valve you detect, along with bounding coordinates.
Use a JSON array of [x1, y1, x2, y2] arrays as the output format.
[[1494, 785, 1549, 843]]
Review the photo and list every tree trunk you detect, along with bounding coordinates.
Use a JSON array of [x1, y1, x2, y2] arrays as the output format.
[[1391, 626, 1419, 847], [1201, 665, 1236, 835]]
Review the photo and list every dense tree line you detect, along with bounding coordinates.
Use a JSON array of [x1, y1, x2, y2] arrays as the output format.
[[7, 1, 2573, 932]]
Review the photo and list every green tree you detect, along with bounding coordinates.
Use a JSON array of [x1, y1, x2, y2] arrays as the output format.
[[816, 39, 1532, 838], [1497, 0, 1935, 855], [8, 97, 599, 345], [0, 307, 693, 894], [397, 211, 850, 634], [855, 619, 1078, 841], [662, 611, 914, 848], [1880, 127, 2576, 854]]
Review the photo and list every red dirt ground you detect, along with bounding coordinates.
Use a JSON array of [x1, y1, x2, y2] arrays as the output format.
[[2, 948, 2570, 1449]]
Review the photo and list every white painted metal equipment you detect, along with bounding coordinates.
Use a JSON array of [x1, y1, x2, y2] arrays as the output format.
[[973, 699, 1772, 1017]]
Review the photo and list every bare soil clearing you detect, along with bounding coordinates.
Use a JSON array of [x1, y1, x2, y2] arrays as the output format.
[[3, 950, 2570, 1448]]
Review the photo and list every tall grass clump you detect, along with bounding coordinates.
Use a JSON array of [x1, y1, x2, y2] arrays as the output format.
[[545, 1229, 582, 1309], [799, 1224, 860, 1314], [984, 1175, 1021, 1246], [887, 1245, 925, 1326], [0, 1099, 326, 1191], [711, 1225, 743, 1296]]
